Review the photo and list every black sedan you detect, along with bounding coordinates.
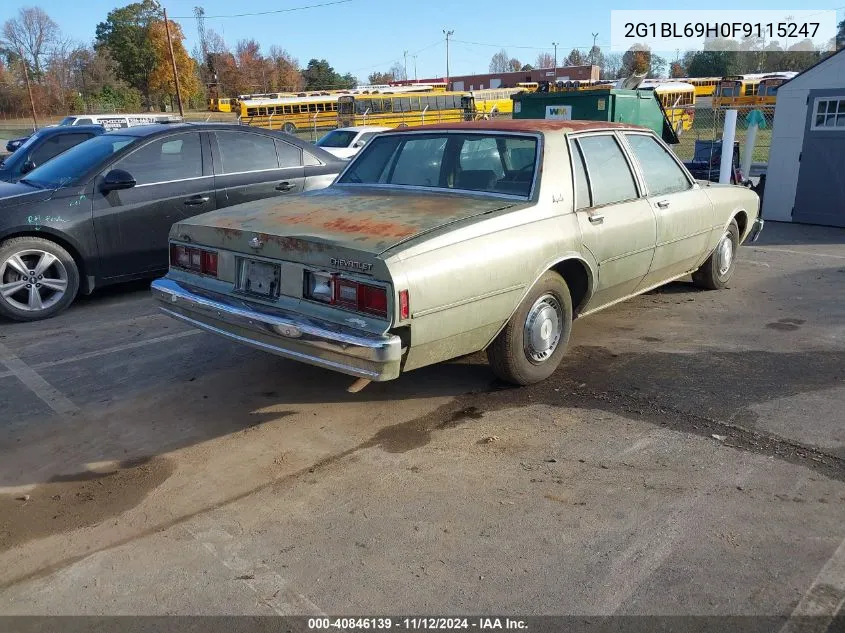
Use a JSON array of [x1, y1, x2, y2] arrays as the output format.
[[0, 125, 106, 183], [0, 123, 344, 321]]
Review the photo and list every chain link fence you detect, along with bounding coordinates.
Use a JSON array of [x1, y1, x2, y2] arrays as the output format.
[[673, 103, 775, 176]]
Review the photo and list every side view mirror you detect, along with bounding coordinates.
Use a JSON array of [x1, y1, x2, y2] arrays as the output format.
[[21, 160, 36, 174], [352, 141, 364, 148], [101, 168, 136, 193]]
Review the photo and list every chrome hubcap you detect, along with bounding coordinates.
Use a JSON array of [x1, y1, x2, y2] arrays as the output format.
[[717, 232, 734, 277], [0, 249, 68, 312], [524, 293, 563, 364]]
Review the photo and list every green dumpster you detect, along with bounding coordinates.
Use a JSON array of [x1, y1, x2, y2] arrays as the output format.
[[512, 89, 679, 144]]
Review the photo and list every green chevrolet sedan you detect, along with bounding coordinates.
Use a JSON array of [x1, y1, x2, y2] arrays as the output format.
[[152, 119, 762, 390]]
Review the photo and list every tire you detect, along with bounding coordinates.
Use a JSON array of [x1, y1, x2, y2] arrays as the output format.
[[692, 219, 739, 290], [282, 122, 296, 134], [487, 271, 573, 385], [0, 236, 80, 322]]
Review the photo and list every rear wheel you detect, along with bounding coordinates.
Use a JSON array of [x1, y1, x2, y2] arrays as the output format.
[[282, 122, 296, 134], [487, 271, 573, 385], [692, 220, 739, 290], [0, 237, 79, 321]]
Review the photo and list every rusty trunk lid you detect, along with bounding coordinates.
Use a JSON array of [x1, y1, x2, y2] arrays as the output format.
[[172, 186, 518, 258]]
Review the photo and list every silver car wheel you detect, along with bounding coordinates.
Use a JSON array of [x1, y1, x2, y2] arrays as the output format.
[[716, 231, 734, 277], [0, 248, 69, 313], [523, 293, 563, 364]]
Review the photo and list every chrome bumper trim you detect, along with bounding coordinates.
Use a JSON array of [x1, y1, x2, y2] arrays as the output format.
[[151, 278, 402, 381], [748, 217, 764, 243]]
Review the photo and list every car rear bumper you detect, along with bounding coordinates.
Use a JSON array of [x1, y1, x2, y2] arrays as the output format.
[[151, 278, 403, 381], [747, 217, 764, 243]]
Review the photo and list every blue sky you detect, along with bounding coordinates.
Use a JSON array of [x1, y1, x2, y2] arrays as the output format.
[[2, 0, 843, 81]]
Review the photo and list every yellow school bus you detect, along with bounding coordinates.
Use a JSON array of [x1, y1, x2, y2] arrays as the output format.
[[240, 94, 342, 132], [755, 72, 798, 106], [639, 81, 697, 131], [337, 91, 465, 127], [208, 97, 233, 113], [712, 75, 769, 108], [462, 87, 526, 118], [679, 77, 720, 97]]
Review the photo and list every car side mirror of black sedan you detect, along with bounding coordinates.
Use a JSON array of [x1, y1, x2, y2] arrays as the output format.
[[101, 169, 137, 193], [21, 160, 36, 174]]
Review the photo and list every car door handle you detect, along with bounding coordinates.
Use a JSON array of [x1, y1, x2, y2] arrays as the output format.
[[275, 182, 294, 192], [183, 195, 210, 206], [588, 212, 604, 224], [656, 200, 670, 209]]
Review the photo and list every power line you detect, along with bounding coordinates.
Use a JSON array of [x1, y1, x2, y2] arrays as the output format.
[[346, 39, 443, 74], [168, 0, 353, 20], [451, 37, 608, 52]]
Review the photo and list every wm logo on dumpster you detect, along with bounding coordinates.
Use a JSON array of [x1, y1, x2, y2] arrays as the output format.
[[545, 105, 573, 120]]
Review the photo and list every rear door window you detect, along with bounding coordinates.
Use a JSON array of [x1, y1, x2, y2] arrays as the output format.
[[215, 131, 279, 174], [575, 135, 639, 206]]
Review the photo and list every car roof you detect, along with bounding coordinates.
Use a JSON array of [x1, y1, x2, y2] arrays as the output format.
[[381, 119, 648, 134], [334, 126, 391, 132], [103, 122, 344, 163]]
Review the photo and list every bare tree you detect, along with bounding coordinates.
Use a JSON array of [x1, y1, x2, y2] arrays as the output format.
[[489, 49, 510, 72], [508, 58, 521, 71], [389, 61, 406, 81], [602, 52, 623, 79], [535, 52, 554, 69], [2, 7, 59, 80]]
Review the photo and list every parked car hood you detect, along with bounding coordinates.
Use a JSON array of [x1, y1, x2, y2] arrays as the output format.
[[0, 180, 53, 207], [174, 186, 520, 256]]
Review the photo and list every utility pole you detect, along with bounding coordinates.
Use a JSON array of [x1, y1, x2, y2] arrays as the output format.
[[552, 42, 558, 70], [403, 50, 408, 82], [18, 48, 38, 130], [163, 7, 184, 117], [591, 33, 599, 66], [413, 54, 418, 82], [443, 29, 454, 87]]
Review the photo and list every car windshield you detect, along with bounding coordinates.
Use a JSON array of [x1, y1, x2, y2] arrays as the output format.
[[337, 132, 539, 197], [316, 130, 358, 148], [21, 134, 135, 189]]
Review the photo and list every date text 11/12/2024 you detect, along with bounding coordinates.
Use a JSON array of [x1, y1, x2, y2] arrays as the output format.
[[308, 618, 528, 630]]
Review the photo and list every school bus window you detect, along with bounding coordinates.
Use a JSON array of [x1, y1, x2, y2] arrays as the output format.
[[436, 95, 447, 110], [409, 97, 420, 111], [383, 99, 393, 112]]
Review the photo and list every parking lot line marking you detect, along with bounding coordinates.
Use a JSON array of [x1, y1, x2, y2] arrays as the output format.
[[0, 330, 204, 380], [780, 535, 845, 633], [0, 340, 79, 416], [183, 524, 325, 616], [747, 246, 845, 260], [35, 330, 202, 370]]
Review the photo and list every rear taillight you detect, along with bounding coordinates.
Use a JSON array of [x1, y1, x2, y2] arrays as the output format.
[[170, 244, 218, 276], [304, 271, 388, 318], [399, 289, 409, 320]]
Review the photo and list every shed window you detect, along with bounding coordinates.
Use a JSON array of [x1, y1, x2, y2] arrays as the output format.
[[812, 98, 845, 130]]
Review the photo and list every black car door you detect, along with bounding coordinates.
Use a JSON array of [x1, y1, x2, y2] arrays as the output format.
[[211, 129, 305, 208], [92, 131, 216, 279]]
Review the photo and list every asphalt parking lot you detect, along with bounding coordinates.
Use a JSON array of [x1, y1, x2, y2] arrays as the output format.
[[0, 221, 844, 619]]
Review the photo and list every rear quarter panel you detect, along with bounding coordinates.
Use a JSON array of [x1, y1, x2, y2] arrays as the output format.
[[700, 185, 760, 257]]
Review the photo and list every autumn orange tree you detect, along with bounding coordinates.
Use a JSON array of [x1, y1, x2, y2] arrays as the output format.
[[148, 18, 200, 110]]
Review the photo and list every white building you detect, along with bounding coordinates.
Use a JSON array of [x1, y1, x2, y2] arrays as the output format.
[[763, 49, 845, 228]]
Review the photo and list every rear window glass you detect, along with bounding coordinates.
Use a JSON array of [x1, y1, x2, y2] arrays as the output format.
[[339, 133, 538, 197]]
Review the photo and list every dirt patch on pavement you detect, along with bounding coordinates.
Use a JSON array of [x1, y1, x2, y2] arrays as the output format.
[[0, 457, 173, 552]]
